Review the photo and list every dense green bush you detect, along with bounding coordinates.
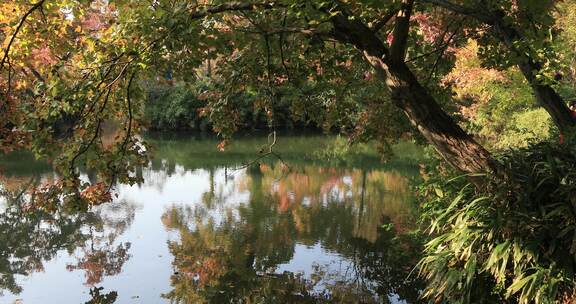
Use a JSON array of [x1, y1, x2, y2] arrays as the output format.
[[143, 81, 318, 132], [471, 72, 555, 149], [418, 143, 576, 304], [144, 82, 210, 131], [446, 40, 557, 149], [496, 109, 555, 149]]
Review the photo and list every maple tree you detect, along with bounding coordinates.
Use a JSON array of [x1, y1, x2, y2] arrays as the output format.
[[1, 1, 574, 198]]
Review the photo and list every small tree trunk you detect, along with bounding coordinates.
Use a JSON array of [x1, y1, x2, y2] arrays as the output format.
[[419, 0, 575, 133], [491, 20, 576, 133]]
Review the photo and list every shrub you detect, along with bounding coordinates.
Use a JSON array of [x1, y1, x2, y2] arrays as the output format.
[[418, 142, 576, 304], [143, 80, 319, 133], [445, 40, 555, 149], [494, 109, 554, 149], [311, 135, 376, 164], [144, 82, 210, 131]]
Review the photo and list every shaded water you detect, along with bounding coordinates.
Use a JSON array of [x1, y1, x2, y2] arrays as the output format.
[[0, 134, 425, 303]]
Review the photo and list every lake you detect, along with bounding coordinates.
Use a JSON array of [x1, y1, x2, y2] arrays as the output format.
[[0, 133, 425, 304]]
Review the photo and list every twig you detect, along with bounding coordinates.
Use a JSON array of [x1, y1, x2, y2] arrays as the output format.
[[69, 86, 113, 174], [13, 176, 38, 204], [1, 0, 46, 70], [107, 72, 137, 192], [370, 8, 400, 33], [228, 131, 291, 173], [425, 17, 466, 84], [279, 13, 292, 82]]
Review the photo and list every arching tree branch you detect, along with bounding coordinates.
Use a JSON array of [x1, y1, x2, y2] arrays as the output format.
[[189, 2, 282, 19], [370, 8, 400, 33], [327, 3, 500, 176], [418, 0, 576, 133], [1, 0, 46, 70]]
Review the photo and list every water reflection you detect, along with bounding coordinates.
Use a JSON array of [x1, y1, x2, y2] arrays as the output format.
[[0, 175, 137, 297], [161, 162, 423, 303], [0, 135, 424, 303], [84, 287, 118, 304]]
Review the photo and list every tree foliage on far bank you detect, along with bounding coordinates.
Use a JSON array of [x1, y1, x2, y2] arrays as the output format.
[[2, 0, 574, 183], [2, 1, 576, 303]]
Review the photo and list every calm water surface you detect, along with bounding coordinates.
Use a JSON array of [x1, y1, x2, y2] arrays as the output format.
[[0, 134, 425, 304]]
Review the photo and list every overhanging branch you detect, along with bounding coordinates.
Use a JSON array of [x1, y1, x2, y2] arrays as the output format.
[[418, 0, 492, 23], [190, 2, 282, 19], [1, 0, 46, 70], [370, 8, 400, 33], [389, 0, 414, 63], [327, 4, 389, 58]]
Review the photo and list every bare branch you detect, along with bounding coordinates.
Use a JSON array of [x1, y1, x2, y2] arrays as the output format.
[[425, 18, 466, 84], [228, 131, 291, 173]]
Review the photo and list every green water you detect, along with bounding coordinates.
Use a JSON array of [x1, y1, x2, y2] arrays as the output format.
[[0, 134, 425, 303]]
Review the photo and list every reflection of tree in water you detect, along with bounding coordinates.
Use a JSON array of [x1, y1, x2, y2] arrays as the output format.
[[0, 176, 137, 295], [66, 201, 138, 286], [348, 222, 425, 303], [84, 287, 118, 304], [66, 243, 132, 286], [162, 162, 424, 303]]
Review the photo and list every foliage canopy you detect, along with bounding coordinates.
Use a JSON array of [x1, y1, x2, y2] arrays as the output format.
[[1, 0, 575, 238]]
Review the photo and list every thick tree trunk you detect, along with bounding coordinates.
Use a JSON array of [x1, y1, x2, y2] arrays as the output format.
[[374, 56, 500, 174], [187, 1, 501, 175], [330, 14, 500, 174]]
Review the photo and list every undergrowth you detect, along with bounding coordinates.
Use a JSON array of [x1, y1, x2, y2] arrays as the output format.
[[417, 142, 576, 304]]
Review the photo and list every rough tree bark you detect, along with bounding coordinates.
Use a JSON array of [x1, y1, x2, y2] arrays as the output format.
[[329, 3, 501, 175]]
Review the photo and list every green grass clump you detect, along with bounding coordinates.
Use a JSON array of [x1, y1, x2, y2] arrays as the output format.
[[418, 142, 576, 304]]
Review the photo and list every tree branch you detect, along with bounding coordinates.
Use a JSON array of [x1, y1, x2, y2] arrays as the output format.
[[405, 37, 466, 62], [370, 8, 399, 33], [189, 2, 282, 19], [328, 4, 388, 58], [238, 27, 334, 37], [279, 13, 292, 82], [389, 0, 414, 63], [420, 0, 576, 131], [418, 0, 493, 23], [107, 72, 137, 192], [1, 0, 46, 70], [425, 18, 465, 84], [228, 131, 291, 173]]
